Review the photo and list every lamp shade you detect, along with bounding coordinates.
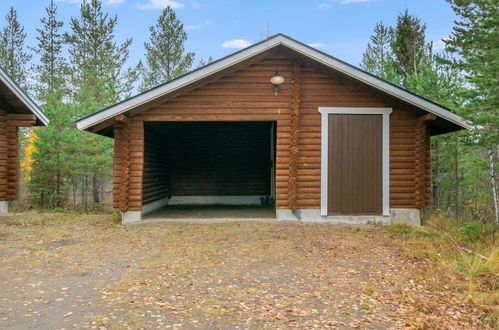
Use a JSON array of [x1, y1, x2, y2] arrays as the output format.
[[270, 73, 285, 85]]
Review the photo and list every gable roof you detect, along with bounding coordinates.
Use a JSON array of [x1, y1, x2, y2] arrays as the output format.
[[75, 33, 470, 132], [0, 66, 48, 126]]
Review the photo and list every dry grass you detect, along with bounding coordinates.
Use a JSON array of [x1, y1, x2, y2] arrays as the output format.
[[384, 215, 498, 325]]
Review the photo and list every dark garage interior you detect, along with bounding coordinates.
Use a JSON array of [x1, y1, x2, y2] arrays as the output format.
[[142, 121, 276, 219]]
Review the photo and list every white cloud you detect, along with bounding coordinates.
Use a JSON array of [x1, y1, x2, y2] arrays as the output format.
[[185, 19, 212, 30], [308, 42, 325, 48], [432, 38, 449, 52], [191, 1, 201, 8], [318, 0, 374, 7], [57, 0, 82, 3], [137, 0, 184, 10], [340, 0, 371, 3], [58, 0, 125, 4], [221, 39, 252, 49]]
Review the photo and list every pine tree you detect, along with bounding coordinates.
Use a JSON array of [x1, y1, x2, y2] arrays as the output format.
[[197, 56, 214, 68], [25, 0, 76, 208], [0, 7, 31, 87], [64, 0, 136, 209], [445, 0, 499, 223], [391, 10, 429, 85], [65, 0, 137, 108], [31, 0, 66, 104], [139, 7, 194, 91]]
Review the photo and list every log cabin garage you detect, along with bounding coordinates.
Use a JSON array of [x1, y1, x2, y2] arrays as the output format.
[[76, 34, 469, 224], [0, 67, 49, 214]]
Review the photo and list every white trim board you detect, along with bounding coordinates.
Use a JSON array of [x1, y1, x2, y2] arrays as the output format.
[[75, 34, 469, 132], [0, 67, 48, 126], [319, 107, 392, 217]]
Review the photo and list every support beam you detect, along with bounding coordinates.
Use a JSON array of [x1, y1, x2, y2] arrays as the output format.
[[7, 113, 36, 127], [127, 120, 144, 211], [288, 62, 301, 210], [114, 122, 130, 211], [415, 114, 436, 208], [6, 122, 18, 201]]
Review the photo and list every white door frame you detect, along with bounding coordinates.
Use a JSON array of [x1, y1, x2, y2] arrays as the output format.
[[318, 107, 392, 216]]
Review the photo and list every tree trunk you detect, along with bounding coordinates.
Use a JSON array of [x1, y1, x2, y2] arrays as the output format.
[[82, 175, 88, 213], [72, 180, 76, 209], [92, 174, 100, 205], [55, 150, 61, 207], [488, 148, 499, 224]]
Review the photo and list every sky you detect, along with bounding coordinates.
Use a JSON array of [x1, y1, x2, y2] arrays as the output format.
[[0, 0, 457, 71]]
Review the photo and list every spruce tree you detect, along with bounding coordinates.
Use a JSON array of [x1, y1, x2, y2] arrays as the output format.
[[0, 7, 31, 87], [391, 10, 429, 85], [139, 7, 194, 91]]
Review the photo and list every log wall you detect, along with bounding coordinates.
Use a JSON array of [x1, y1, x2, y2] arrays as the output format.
[[113, 53, 431, 211], [143, 129, 170, 205], [0, 110, 6, 201], [0, 111, 36, 202]]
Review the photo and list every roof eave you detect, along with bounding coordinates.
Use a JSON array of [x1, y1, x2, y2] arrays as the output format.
[[0, 68, 49, 126]]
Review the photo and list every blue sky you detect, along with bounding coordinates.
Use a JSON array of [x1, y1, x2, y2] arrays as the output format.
[[0, 0, 456, 69]]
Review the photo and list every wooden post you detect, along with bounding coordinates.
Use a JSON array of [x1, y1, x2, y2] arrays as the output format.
[[288, 62, 301, 210], [128, 120, 144, 211], [0, 110, 6, 202], [113, 121, 130, 212], [415, 114, 436, 208]]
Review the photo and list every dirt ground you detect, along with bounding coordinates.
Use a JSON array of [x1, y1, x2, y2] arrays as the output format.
[[0, 213, 490, 329]]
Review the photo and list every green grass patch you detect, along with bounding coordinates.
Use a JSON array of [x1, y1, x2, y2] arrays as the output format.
[[384, 223, 441, 240]]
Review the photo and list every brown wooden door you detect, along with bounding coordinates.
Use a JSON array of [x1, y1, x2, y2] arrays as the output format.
[[327, 114, 382, 215]]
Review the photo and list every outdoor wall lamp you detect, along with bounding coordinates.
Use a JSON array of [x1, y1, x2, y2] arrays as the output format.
[[270, 71, 285, 95]]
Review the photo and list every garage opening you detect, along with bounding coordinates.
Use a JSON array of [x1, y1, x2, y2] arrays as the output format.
[[142, 121, 276, 219]]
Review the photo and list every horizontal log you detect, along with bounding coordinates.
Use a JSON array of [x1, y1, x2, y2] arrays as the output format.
[[6, 114, 36, 121]]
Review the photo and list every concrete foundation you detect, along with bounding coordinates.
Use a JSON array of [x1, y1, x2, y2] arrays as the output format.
[[168, 196, 262, 206], [122, 205, 420, 226], [277, 208, 420, 226], [276, 209, 390, 224], [122, 211, 142, 224], [141, 196, 170, 216], [0, 201, 7, 215], [142, 205, 276, 222], [390, 208, 421, 226]]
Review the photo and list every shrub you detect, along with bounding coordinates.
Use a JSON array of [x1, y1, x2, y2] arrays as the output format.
[[456, 222, 485, 243]]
